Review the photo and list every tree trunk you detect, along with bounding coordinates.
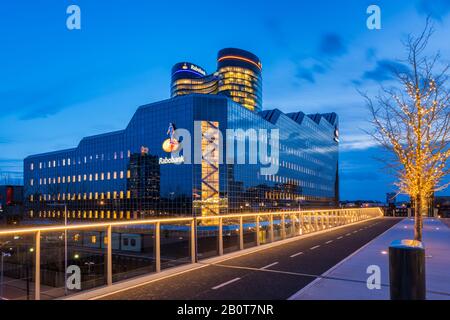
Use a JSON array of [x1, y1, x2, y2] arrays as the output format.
[[414, 195, 423, 241]]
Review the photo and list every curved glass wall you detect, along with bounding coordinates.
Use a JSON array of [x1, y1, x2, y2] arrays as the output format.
[[170, 48, 263, 113], [217, 48, 262, 113], [171, 62, 218, 98]]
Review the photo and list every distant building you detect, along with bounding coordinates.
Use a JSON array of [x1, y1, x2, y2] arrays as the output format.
[[23, 48, 339, 221], [386, 192, 396, 205], [435, 196, 450, 218], [0, 185, 24, 222]]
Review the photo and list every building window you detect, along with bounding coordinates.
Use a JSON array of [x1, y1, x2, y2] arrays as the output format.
[[30, 163, 34, 170]]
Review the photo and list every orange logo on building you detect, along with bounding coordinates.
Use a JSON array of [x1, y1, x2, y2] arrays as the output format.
[[162, 123, 181, 153]]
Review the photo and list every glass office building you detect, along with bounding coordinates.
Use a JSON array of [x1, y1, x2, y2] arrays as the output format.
[[24, 94, 338, 221], [23, 48, 338, 221], [171, 48, 263, 112]]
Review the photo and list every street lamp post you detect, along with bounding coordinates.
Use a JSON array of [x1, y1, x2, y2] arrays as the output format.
[[0, 241, 11, 300], [49, 202, 68, 295], [1, 252, 11, 300]]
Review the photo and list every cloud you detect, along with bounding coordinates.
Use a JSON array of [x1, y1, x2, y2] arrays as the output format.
[[0, 84, 74, 120], [340, 171, 380, 182], [416, 0, 450, 21], [340, 134, 379, 151], [361, 59, 410, 82], [295, 63, 326, 83], [318, 33, 347, 57], [0, 137, 13, 144], [294, 33, 347, 84], [365, 48, 377, 62]]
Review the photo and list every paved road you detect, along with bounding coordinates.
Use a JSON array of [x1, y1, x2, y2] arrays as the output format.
[[101, 218, 401, 300]]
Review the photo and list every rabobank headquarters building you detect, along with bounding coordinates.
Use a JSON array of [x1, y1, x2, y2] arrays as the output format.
[[24, 48, 339, 221]]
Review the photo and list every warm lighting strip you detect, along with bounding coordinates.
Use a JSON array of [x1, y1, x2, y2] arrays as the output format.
[[0, 208, 383, 236], [218, 55, 262, 70]]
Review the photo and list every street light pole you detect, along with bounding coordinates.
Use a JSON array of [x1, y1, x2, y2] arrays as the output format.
[[64, 203, 67, 296], [49, 202, 68, 295], [1, 253, 4, 299], [0, 252, 11, 300]]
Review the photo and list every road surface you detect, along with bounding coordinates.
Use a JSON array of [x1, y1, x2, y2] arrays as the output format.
[[100, 217, 401, 300]]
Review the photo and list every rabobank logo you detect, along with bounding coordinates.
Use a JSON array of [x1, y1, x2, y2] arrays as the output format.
[[162, 123, 181, 153]]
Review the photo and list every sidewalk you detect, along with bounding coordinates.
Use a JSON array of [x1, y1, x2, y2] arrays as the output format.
[[290, 218, 450, 300]]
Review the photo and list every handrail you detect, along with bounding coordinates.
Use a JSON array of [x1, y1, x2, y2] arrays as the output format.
[[0, 207, 383, 300], [0, 207, 383, 236]]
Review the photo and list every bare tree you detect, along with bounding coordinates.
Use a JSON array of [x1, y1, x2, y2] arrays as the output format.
[[362, 18, 450, 241]]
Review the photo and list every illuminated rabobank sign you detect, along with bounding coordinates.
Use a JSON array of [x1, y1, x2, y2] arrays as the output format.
[[178, 63, 206, 76], [160, 123, 185, 165]]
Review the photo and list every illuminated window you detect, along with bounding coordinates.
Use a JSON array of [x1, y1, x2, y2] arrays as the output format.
[[127, 170, 131, 178], [30, 179, 34, 186], [30, 163, 34, 170], [107, 172, 110, 180], [113, 171, 117, 179], [120, 171, 124, 179]]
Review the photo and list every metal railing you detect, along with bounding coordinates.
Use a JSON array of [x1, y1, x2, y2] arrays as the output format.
[[0, 207, 383, 300]]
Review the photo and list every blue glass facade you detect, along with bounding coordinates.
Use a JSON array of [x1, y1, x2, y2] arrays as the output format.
[[23, 94, 338, 221], [171, 48, 263, 113]]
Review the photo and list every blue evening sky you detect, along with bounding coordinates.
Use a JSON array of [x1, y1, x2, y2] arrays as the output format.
[[0, 0, 449, 201]]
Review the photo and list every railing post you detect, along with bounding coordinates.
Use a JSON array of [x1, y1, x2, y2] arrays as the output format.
[[190, 220, 196, 263], [269, 215, 274, 242], [256, 216, 260, 246], [290, 214, 295, 236], [308, 213, 312, 232], [218, 217, 223, 256], [321, 213, 325, 230], [314, 213, 318, 231], [281, 214, 286, 239], [326, 212, 330, 229], [239, 216, 244, 250], [155, 222, 161, 272], [35, 230, 40, 300], [299, 212, 303, 235], [107, 225, 112, 286]]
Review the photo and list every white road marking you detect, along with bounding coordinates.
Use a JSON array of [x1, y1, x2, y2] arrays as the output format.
[[345, 233, 351, 236], [337, 236, 343, 240], [290, 252, 304, 258], [212, 277, 241, 290], [353, 231, 358, 233], [325, 240, 333, 244], [260, 262, 279, 270], [310, 245, 320, 250]]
